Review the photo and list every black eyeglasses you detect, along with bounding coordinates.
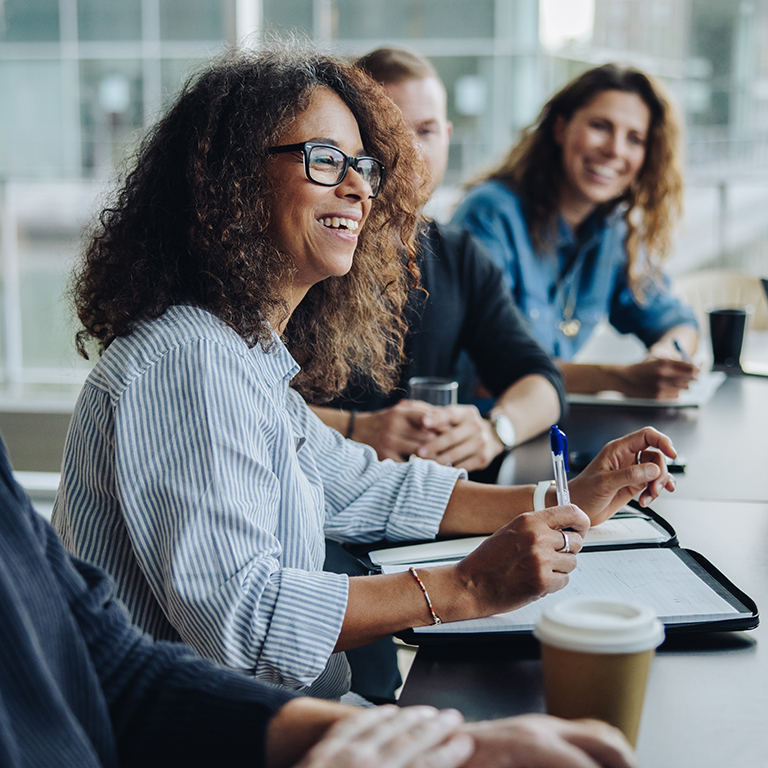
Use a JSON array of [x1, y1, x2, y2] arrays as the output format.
[[267, 141, 384, 198]]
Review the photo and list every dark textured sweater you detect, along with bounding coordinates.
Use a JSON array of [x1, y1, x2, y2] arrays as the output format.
[[0, 438, 294, 767], [328, 219, 566, 415]]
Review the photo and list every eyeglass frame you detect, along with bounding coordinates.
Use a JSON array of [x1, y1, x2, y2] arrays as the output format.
[[267, 141, 385, 198]]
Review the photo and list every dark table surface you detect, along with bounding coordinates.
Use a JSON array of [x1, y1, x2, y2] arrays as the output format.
[[399, 370, 768, 767], [494, 370, 767, 503]]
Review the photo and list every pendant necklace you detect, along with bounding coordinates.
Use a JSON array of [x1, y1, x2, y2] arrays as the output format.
[[559, 313, 581, 338], [556, 253, 584, 338]]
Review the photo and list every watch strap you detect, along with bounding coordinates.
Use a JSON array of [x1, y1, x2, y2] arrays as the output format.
[[490, 412, 516, 448]]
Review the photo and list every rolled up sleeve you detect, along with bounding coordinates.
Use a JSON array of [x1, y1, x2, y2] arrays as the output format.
[[285, 388, 465, 544], [609, 269, 698, 347]]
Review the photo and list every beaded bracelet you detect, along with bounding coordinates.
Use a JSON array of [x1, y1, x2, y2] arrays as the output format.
[[409, 566, 442, 625], [345, 410, 357, 439]]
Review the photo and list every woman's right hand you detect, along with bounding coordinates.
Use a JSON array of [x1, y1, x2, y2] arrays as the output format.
[[558, 359, 698, 400], [353, 401, 443, 462], [441, 505, 589, 620], [614, 357, 699, 399]]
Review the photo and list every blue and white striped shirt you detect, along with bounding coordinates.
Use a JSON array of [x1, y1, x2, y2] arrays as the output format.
[[52, 306, 463, 699]]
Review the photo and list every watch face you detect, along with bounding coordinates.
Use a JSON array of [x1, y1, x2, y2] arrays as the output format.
[[492, 414, 516, 447]]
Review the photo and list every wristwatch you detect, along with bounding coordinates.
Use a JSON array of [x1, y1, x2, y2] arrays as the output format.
[[489, 412, 516, 449]]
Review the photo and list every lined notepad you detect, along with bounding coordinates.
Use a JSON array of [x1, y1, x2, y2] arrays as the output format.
[[385, 548, 751, 635]]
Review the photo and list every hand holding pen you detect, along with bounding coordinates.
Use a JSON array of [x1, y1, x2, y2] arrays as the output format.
[[672, 338, 691, 363], [613, 333, 699, 399]]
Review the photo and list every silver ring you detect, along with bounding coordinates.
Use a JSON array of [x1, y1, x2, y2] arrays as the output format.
[[559, 530, 570, 553]]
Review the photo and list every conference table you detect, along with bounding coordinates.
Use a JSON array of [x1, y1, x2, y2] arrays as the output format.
[[398, 364, 768, 766]]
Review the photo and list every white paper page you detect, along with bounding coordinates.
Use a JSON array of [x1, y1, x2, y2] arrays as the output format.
[[369, 509, 667, 566], [742, 360, 768, 376], [566, 371, 726, 408], [583, 516, 669, 545], [369, 537, 488, 566], [386, 548, 748, 635]]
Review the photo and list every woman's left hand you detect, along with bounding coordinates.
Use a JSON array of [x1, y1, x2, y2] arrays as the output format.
[[568, 427, 676, 526]]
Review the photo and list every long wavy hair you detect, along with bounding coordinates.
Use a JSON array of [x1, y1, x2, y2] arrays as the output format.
[[475, 63, 683, 298], [72, 44, 427, 402]]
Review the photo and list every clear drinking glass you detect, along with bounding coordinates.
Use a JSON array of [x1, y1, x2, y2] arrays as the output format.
[[407, 376, 458, 407]]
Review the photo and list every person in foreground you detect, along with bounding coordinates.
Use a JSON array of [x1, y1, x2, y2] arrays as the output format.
[[311, 46, 564, 473], [0, 437, 640, 768], [451, 64, 699, 399], [53, 44, 678, 703]]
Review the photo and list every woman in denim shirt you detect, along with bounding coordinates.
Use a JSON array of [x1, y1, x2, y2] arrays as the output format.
[[452, 64, 699, 399]]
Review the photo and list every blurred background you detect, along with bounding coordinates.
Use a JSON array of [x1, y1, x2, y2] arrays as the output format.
[[1, 0, 767, 484]]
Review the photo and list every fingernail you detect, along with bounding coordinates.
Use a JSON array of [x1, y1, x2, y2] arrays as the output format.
[[644, 464, 658, 479], [437, 709, 464, 726], [423, 417, 433, 427]]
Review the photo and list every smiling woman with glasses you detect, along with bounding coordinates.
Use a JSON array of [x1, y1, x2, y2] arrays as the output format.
[[268, 141, 384, 197], [54, 42, 678, 709]]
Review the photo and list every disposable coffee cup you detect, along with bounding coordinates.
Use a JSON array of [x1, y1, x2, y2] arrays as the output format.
[[408, 376, 458, 407], [707, 307, 749, 370], [534, 598, 664, 746]]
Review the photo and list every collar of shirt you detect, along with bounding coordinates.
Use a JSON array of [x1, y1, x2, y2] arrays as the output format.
[[554, 208, 614, 281], [555, 208, 607, 251], [259, 330, 306, 453], [260, 325, 301, 386], [162, 305, 301, 397]]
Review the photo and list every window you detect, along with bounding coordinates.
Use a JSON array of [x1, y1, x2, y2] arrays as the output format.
[[159, 0, 233, 40], [0, 0, 58, 43], [334, 0, 494, 39], [77, 0, 141, 41], [0, 61, 66, 177]]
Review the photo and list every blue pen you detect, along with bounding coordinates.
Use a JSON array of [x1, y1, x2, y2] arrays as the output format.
[[549, 425, 570, 505], [672, 338, 691, 363]]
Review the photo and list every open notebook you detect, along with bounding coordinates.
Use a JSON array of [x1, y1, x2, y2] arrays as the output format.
[[368, 506, 674, 567], [363, 504, 757, 642], [390, 547, 757, 641]]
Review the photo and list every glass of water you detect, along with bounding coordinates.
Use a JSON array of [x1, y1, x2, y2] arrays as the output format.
[[408, 376, 458, 407]]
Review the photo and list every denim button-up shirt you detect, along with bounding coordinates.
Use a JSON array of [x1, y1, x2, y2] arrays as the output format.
[[451, 181, 697, 360]]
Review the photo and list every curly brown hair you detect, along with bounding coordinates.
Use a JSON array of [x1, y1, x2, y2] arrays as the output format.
[[475, 63, 683, 299], [72, 43, 427, 402]]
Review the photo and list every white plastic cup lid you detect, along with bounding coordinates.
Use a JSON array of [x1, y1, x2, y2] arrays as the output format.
[[534, 597, 665, 654]]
